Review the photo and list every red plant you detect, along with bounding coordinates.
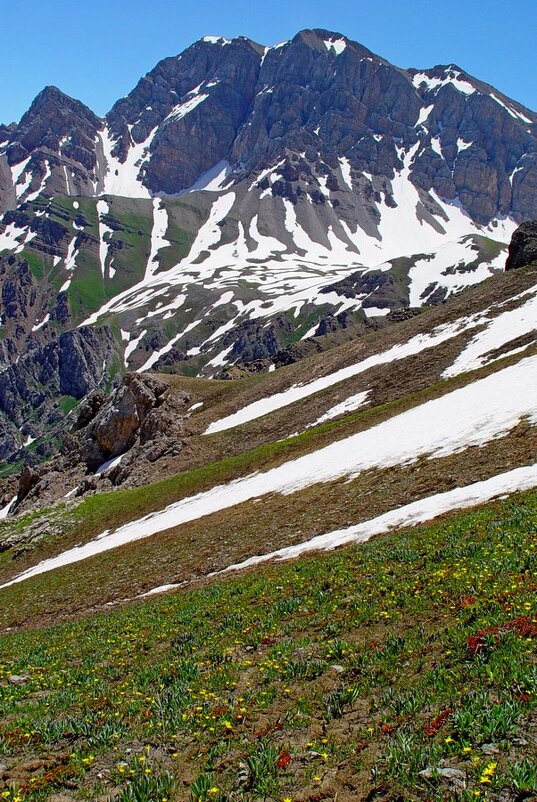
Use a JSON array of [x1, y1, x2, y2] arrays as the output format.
[[379, 722, 396, 734], [455, 596, 477, 610], [424, 708, 453, 737], [466, 615, 537, 657], [277, 749, 292, 769]]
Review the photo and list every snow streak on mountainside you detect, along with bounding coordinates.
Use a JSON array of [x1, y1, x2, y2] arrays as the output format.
[[206, 283, 537, 432]]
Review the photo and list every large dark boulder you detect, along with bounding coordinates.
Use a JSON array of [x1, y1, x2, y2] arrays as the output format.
[[505, 221, 537, 271]]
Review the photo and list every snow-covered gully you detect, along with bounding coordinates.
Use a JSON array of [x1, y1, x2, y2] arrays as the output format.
[[1, 354, 536, 590]]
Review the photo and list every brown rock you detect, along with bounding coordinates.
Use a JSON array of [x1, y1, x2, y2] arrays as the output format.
[[17, 465, 39, 503]]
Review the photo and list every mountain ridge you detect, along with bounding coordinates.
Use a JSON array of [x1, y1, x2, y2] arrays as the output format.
[[2, 27, 536, 213], [1, 27, 537, 466]]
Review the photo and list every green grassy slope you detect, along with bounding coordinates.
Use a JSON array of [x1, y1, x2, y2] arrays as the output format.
[[0, 490, 535, 801]]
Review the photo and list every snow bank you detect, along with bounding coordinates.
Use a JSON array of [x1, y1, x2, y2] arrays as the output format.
[[1, 355, 536, 589], [216, 463, 537, 573]]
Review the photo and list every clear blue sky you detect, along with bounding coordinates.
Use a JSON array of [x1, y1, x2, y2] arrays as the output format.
[[2, 0, 536, 123]]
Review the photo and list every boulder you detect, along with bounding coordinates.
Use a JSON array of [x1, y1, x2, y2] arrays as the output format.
[[505, 220, 537, 271]]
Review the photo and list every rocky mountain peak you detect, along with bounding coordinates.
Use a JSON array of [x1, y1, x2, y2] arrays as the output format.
[[292, 27, 379, 60], [0, 85, 103, 206], [8, 86, 101, 163]]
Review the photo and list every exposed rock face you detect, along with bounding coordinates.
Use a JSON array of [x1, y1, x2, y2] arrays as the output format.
[[17, 465, 39, 504], [1, 87, 102, 208], [0, 322, 116, 462], [321, 266, 411, 309], [1, 28, 536, 223], [505, 221, 537, 270], [108, 37, 264, 193], [13, 374, 192, 512], [222, 316, 294, 363], [82, 374, 168, 467]]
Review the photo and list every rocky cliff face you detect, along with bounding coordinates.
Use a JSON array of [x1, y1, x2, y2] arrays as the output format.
[[1, 87, 102, 208], [2, 29, 536, 220], [0, 253, 118, 464], [11, 372, 191, 513]]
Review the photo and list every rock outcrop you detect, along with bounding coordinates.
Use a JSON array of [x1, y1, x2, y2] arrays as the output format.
[[1, 87, 102, 208], [505, 221, 537, 270], [11, 373, 192, 513]]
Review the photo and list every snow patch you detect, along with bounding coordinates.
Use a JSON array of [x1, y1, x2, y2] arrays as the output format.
[[95, 454, 125, 476], [324, 38, 347, 55], [100, 125, 157, 198], [184, 160, 231, 193], [165, 93, 209, 123], [2, 355, 537, 588], [0, 496, 17, 520], [144, 199, 170, 280], [488, 92, 533, 124], [364, 306, 391, 317], [97, 199, 114, 278], [443, 286, 537, 377], [416, 105, 434, 126], [124, 329, 147, 367], [216, 463, 537, 572], [413, 69, 475, 96], [25, 160, 51, 202], [32, 313, 50, 332], [202, 35, 231, 45], [309, 391, 370, 427], [339, 157, 353, 190]]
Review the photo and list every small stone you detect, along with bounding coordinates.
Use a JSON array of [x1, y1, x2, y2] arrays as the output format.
[[419, 767, 466, 788], [8, 674, 29, 684], [329, 664, 345, 674], [480, 743, 500, 755], [511, 737, 528, 746]]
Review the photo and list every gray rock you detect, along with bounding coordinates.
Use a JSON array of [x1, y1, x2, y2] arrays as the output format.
[[480, 743, 500, 754], [419, 767, 466, 788], [8, 674, 29, 684]]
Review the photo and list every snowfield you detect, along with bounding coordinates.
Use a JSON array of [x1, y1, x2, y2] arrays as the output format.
[[2, 353, 537, 589], [73, 170, 513, 363]]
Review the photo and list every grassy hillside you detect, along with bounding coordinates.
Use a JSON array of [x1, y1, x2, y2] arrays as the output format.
[[0, 490, 535, 801]]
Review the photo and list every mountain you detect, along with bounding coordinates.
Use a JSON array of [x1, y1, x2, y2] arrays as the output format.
[[3, 30, 537, 217], [1, 28, 537, 464], [0, 28, 536, 801]]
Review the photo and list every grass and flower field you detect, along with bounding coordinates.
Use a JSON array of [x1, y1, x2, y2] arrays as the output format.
[[0, 488, 535, 801]]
